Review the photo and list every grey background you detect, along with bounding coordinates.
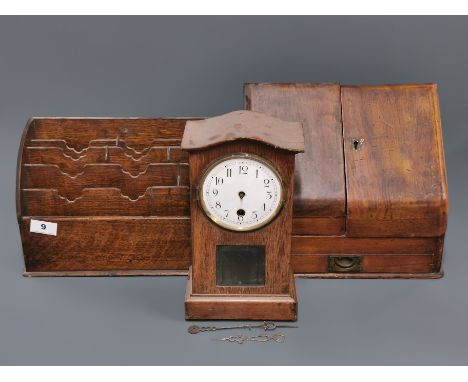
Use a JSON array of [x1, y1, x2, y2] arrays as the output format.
[[0, 16, 467, 365]]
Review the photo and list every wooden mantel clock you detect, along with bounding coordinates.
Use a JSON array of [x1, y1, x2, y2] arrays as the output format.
[[181, 110, 304, 321]]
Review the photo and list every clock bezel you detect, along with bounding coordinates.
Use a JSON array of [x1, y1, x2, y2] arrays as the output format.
[[198, 152, 286, 232]]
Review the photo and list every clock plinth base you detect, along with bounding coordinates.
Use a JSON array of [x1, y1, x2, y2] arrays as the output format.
[[184, 268, 297, 321]]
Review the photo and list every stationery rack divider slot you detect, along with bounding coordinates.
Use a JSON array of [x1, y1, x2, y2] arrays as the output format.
[[18, 118, 192, 218]]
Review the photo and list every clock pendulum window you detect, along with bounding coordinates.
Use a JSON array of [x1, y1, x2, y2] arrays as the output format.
[[181, 110, 304, 321]]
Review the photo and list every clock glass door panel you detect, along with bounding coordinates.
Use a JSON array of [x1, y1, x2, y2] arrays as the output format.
[[216, 245, 265, 286]]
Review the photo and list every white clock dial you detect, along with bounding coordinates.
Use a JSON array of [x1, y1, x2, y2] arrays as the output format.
[[199, 153, 284, 231]]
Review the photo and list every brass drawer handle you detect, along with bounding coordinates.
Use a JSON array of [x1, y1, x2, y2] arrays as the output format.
[[328, 256, 361, 273]]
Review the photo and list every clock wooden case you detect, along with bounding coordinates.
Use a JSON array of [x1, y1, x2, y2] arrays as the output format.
[[181, 110, 304, 320]]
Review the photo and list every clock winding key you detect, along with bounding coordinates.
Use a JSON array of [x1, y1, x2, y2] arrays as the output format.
[[262, 321, 298, 330], [187, 321, 297, 334], [213, 332, 287, 344]]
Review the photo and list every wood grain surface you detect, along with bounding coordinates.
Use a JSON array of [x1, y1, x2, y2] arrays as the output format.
[[28, 138, 184, 159], [185, 269, 297, 320], [188, 140, 296, 296], [291, 254, 434, 274], [21, 187, 190, 216], [244, 83, 346, 222], [341, 84, 449, 237], [182, 110, 304, 152], [24, 146, 182, 176], [291, 236, 441, 254], [22, 163, 188, 200], [32, 118, 188, 151], [291, 217, 345, 235], [20, 217, 191, 272]]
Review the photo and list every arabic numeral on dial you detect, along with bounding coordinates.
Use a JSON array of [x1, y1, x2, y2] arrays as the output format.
[[224, 210, 229, 218], [215, 201, 221, 209], [266, 190, 272, 199], [252, 211, 258, 219], [226, 168, 232, 177], [263, 203, 266, 211], [239, 165, 248, 175], [215, 177, 224, 185], [238, 215, 244, 221], [212, 189, 218, 196], [264, 179, 270, 187], [256, 169, 259, 178]]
